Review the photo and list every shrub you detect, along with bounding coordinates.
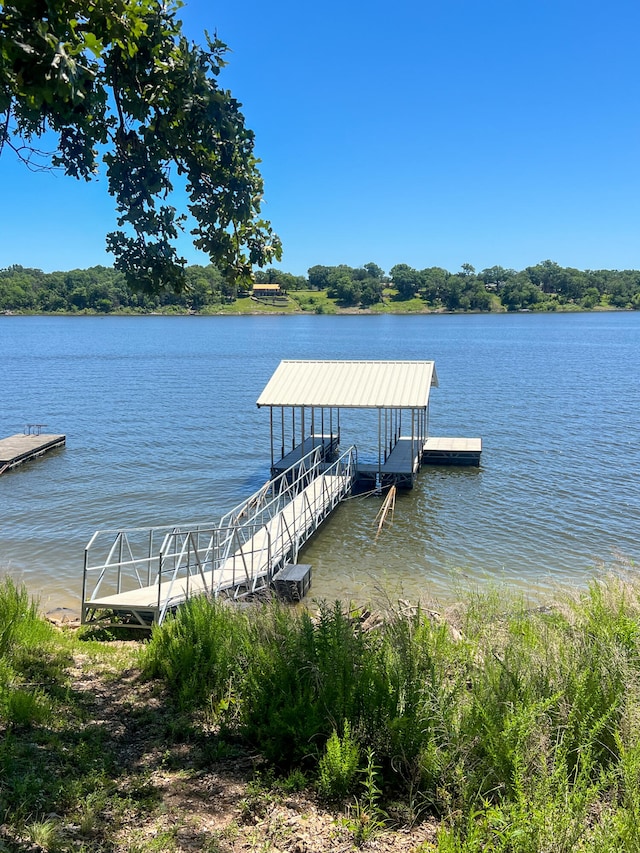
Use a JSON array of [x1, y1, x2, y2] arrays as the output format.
[[240, 600, 388, 766]]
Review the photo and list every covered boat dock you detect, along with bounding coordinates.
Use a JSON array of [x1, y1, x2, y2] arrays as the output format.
[[80, 359, 481, 626], [257, 359, 449, 489]]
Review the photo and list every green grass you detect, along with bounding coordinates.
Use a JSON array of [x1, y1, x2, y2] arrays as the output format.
[[5, 574, 640, 850], [288, 289, 338, 313], [143, 577, 640, 848], [215, 295, 299, 314], [371, 295, 431, 313]]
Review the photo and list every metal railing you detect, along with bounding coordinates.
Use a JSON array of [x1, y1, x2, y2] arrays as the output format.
[[82, 445, 357, 625]]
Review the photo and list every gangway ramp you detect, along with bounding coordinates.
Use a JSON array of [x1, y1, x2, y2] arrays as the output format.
[[82, 445, 356, 626]]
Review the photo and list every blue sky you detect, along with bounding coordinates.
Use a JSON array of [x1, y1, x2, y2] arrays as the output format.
[[1, 0, 639, 276]]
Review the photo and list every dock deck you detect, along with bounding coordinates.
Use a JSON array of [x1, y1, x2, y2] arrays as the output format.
[[0, 433, 66, 473], [271, 433, 339, 476], [356, 437, 422, 489], [423, 436, 482, 466]]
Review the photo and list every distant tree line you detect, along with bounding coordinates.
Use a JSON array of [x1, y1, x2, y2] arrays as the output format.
[[387, 260, 640, 311], [1, 259, 639, 313], [0, 264, 233, 313]]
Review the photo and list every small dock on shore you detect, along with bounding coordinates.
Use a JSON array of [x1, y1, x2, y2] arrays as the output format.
[[0, 428, 65, 474]]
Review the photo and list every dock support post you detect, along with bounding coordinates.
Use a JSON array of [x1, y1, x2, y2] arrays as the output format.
[[117, 534, 123, 593], [384, 409, 388, 461], [411, 409, 415, 470], [186, 537, 191, 601], [147, 530, 153, 586], [82, 547, 89, 622], [157, 551, 163, 624], [270, 407, 274, 470]]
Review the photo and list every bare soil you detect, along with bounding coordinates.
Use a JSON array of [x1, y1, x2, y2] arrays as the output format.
[[65, 646, 439, 853]]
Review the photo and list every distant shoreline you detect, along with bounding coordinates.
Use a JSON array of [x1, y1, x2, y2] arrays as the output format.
[[0, 304, 629, 318]]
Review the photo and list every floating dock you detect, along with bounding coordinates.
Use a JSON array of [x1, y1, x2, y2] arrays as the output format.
[[356, 436, 423, 489], [423, 437, 482, 466], [81, 359, 482, 626], [0, 431, 66, 474], [258, 360, 482, 488]]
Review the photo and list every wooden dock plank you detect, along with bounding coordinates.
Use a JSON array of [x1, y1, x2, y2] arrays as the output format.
[[424, 437, 482, 453], [0, 433, 66, 469], [422, 436, 482, 466]]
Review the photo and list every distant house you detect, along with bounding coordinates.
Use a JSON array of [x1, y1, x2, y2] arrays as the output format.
[[252, 283, 282, 297]]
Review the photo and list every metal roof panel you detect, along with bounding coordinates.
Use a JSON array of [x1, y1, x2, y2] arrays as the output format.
[[256, 360, 438, 408]]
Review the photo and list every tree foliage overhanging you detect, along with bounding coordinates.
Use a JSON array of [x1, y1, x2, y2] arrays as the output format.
[[0, 0, 281, 294], [1, 258, 640, 313]]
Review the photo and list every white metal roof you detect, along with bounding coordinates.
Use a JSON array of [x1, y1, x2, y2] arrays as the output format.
[[256, 360, 439, 409]]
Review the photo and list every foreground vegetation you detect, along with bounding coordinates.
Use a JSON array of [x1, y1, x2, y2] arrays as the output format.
[[3, 573, 640, 851], [1, 258, 640, 315]]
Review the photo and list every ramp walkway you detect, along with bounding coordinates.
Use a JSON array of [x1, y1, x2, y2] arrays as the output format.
[[82, 445, 356, 626]]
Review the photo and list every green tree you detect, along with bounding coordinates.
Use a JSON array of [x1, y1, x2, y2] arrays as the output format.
[[442, 276, 464, 310], [607, 271, 640, 308], [359, 276, 383, 306], [308, 265, 333, 290], [363, 261, 384, 280], [581, 286, 601, 309], [466, 279, 493, 311], [389, 263, 421, 300], [0, 0, 281, 295], [254, 268, 307, 290], [478, 266, 516, 289], [526, 260, 564, 294], [420, 266, 449, 304], [326, 266, 361, 305], [500, 275, 543, 311]]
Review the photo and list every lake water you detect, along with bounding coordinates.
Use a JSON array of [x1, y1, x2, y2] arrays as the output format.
[[1, 312, 639, 612]]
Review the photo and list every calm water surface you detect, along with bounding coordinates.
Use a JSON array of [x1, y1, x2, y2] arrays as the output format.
[[1, 313, 639, 611]]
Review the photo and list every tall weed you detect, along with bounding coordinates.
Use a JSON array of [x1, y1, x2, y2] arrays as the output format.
[[141, 595, 249, 715], [142, 575, 640, 843], [0, 576, 62, 728], [0, 575, 39, 657], [318, 721, 360, 800], [240, 600, 374, 765]]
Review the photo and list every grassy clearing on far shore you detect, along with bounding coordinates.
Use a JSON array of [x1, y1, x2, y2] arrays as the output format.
[[2, 573, 640, 851]]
